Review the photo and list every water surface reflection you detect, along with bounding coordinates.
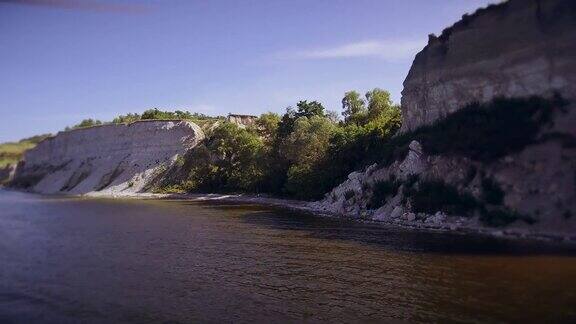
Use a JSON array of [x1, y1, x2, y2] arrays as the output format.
[[0, 190, 575, 323]]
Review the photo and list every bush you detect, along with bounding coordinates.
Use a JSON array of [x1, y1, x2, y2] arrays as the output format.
[[111, 109, 221, 129], [65, 119, 103, 130], [405, 180, 478, 216], [357, 95, 567, 171], [367, 178, 401, 209], [140, 108, 201, 120], [414, 95, 566, 162], [284, 165, 315, 199], [303, 113, 403, 199]]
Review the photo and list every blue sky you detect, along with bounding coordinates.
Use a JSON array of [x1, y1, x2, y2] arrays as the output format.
[[0, 0, 493, 142]]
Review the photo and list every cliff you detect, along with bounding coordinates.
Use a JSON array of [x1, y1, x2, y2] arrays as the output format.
[[401, 0, 576, 132], [10, 120, 204, 195], [313, 0, 576, 238]]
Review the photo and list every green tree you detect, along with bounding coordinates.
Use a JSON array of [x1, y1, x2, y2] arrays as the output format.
[[276, 107, 297, 139], [365, 88, 394, 122], [281, 115, 336, 197], [205, 122, 267, 191], [65, 119, 103, 130], [141, 108, 170, 120], [363, 105, 402, 138], [342, 91, 367, 125], [112, 113, 141, 124], [255, 112, 281, 141], [277, 100, 326, 140], [282, 116, 335, 165], [295, 100, 325, 118]]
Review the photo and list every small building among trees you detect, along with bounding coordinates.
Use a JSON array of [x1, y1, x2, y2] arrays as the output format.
[[227, 114, 258, 128]]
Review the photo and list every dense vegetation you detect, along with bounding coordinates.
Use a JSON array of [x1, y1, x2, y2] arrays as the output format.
[[156, 92, 567, 203], [156, 88, 402, 199], [112, 108, 221, 127], [367, 177, 401, 209], [65, 118, 103, 130], [64, 109, 223, 131], [373, 95, 567, 167]]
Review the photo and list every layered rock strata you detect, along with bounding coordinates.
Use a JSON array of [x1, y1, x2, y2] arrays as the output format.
[[401, 0, 576, 132], [314, 0, 576, 237], [11, 120, 204, 195]]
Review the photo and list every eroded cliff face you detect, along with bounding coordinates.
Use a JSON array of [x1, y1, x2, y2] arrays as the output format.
[[401, 0, 576, 132], [314, 0, 576, 238], [11, 120, 204, 195]]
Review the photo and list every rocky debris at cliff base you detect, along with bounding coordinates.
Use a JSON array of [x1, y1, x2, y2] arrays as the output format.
[[313, 125, 576, 237]]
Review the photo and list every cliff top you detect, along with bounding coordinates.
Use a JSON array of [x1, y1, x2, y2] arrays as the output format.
[[431, 1, 509, 44]]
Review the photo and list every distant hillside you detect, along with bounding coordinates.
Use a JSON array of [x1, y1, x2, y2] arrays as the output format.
[[0, 134, 51, 167]]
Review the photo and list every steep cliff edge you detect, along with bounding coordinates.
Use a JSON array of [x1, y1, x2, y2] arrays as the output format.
[[314, 0, 576, 238], [401, 0, 576, 132], [10, 120, 204, 195]]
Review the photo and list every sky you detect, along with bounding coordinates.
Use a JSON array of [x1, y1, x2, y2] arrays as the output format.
[[0, 0, 494, 142]]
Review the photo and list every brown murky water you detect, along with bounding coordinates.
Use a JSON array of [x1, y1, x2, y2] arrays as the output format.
[[0, 190, 575, 323]]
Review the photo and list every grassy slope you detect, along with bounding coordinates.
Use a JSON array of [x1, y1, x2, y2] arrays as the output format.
[[0, 135, 51, 167]]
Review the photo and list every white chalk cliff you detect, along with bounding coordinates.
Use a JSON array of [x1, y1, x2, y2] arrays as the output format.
[[313, 0, 576, 237], [11, 120, 204, 195], [401, 0, 576, 132]]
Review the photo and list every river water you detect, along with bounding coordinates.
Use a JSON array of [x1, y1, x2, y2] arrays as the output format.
[[0, 190, 575, 323]]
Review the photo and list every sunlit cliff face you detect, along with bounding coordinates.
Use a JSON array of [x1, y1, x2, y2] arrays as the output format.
[[11, 120, 204, 194]]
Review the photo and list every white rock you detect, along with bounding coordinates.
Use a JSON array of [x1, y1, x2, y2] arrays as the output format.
[[13, 121, 204, 195], [427, 212, 447, 224], [406, 212, 416, 222], [390, 206, 404, 219], [398, 140, 426, 176]]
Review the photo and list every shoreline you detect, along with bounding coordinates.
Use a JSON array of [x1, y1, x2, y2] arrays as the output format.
[[2, 187, 574, 245], [81, 190, 576, 245]]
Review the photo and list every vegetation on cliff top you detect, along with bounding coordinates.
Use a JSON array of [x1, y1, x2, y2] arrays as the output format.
[[64, 109, 223, 132], [112, 108, 222, 127], [65, 118, 103, 130]]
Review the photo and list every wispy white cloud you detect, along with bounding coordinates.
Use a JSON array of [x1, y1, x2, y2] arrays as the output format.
[[274, 39, 425, 61]]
